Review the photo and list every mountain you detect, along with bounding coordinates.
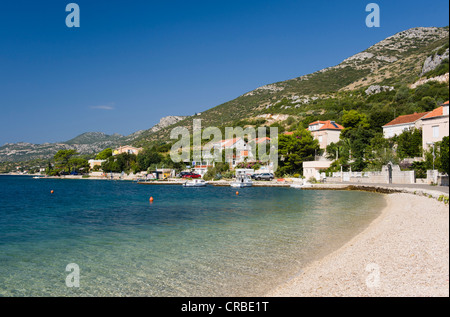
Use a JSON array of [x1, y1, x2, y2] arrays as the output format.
[[131, 26, 449, 146], [0, 116, 188, 162], [1, 26, 449, 162], [64, 132, 125, 145], [0, 133, 126, 162]]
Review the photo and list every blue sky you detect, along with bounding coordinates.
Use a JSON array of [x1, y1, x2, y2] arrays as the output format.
[[0, 0, 448, 145]]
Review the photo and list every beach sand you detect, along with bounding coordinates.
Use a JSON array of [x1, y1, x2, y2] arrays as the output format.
[[266, 193, 449, 297]]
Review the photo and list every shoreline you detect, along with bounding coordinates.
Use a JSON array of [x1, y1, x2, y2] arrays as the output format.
[[266, 192, 449, 297], [1, 175, 448, 296]]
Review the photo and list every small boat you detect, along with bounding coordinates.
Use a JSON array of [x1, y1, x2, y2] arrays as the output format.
[[183, 179, 208, 187], [33, 176, 43, 179], [230, 175, 253, 188], [290, 182, 312, 189]]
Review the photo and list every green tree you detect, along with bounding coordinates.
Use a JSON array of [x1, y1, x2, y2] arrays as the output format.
[[326, 140, 350, 161], [203, 162, 230, 181], [137, 148, 163, 171], [54, 149, 78, 173], [101, 153, 137, 173], [364, 133, 398, 171], [394, 85, 410, 103], [369, 108, 394, 132], [395, 128, 423, 159], [95, 148, 113, 160], [439, 136, 449, 175], [277, 128, 319, 176], [343, 126, 373, 171], [340, 110, 370, 139], [419, 96, 437, 112], [68, 157, 90, 174]]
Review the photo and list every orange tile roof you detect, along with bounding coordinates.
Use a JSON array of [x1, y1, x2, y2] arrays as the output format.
[[308, 120, 344, 131], [422, 105, 448, 120], [383, 112, 429, 127], [253, 137, 271, 144], [319, 121, 344, 130], [443, 101, 449, 105], [216, 138, 241, 148], [309, 120, 328, 125], [283, 132, 294, 135]]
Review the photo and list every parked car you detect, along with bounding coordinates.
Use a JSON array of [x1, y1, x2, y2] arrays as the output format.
[[177, 172, 192, 178], [254, 173, 274, 181], [182, 173, 202, 179]]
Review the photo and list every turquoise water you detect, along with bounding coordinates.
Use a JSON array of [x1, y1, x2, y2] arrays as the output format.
[[0, 175, 386, 297]]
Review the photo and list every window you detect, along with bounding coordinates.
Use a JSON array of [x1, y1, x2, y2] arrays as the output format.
[[432, 126, 439, 138], [318, 136, 323, 143]]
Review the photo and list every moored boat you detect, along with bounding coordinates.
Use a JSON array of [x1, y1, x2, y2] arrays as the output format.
[[183, 179, 208, 187], [230, 175, 253, 188], [290, 182, 312, 189]]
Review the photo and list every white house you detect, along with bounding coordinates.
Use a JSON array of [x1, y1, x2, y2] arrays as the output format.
[[382, 112, 429, 139], [113, 145, 143, 156], [88, 159, 106, 170], [303, 159, 333, 181], [212, 137, 250, 166], [307, 120, 344, 150], [421, 101, 449, 151]]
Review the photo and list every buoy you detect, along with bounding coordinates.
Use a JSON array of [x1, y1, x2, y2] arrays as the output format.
[[149, 197, 154, 202], [50, 190, 54, 194], [236, 191, 239, 196]]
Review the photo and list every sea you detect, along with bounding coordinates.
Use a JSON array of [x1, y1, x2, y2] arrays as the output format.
[[0, 175, 386, 297]]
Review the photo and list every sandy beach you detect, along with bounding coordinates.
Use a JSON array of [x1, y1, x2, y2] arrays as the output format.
[[267, 193, 449, 297]]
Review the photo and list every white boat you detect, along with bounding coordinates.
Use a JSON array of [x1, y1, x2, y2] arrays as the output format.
[[183, 179, 208, 187], [290, 182, 312, 189], [230, 175, 253, 188]]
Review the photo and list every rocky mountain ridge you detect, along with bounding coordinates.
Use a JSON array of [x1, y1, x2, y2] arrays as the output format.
[[2, 27, 449, 162], [0, 116, 189, 162]]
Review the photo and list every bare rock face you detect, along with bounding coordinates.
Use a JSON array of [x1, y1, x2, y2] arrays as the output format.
[[149, 116, 187, 133], [421, 47, 449, 76], [410, 73, 449, 89], [365, 85, 394, 95]]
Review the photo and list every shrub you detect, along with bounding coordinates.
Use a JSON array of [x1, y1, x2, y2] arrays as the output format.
[[308, 177, 319, 183]]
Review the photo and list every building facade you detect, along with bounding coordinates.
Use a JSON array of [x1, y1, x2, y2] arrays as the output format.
[[421, 101, 449, 151], [382, 112, 429, 139], [113, 146, 143, 156], [307, 120, 344, 150]]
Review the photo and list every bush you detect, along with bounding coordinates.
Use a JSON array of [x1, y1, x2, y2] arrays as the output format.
[[438, 195, 449, 204], [411, 161, 428, 178], [203, 163, 230, 181], [307, 177, 319, 183]]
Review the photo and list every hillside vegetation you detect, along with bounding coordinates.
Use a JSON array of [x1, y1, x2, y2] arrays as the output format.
[[132, 27, 449, 148], [1, 26, 449, 166]]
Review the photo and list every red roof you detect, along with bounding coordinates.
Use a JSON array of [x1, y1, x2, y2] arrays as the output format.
[[383, 112, 429, 127], [253, 137, 271, 144], [216, 138, 241, 148], [308, 120, 344, 131], [309, 120, 328, 125], [422, 105, 449, 120]]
